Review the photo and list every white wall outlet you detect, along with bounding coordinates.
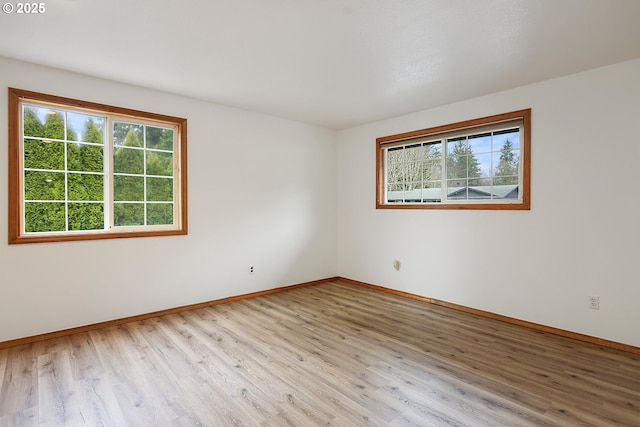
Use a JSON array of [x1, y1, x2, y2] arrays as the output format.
[[588, 296, 599, 310], [249, 266, 255, 274], [393, 260, 401, 271]]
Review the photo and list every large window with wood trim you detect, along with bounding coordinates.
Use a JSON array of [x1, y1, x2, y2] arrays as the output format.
[[8, 88, 188, 244], [376, 109, 530, 210]]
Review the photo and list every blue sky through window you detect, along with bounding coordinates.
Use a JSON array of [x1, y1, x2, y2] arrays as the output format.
[[446, 129, 519, 178]]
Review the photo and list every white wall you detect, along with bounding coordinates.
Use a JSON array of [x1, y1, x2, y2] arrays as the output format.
[[337, 59, 640, 347], [0, 57, 338, 343]]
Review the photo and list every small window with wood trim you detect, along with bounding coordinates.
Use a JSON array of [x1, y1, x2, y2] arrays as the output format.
[[376, 109, 530, 210], [8, 88, 188, 244]]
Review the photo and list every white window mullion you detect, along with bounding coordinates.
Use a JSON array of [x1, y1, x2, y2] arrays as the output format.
[[419, 143, 424, 199], [518, 124, 524, 201], [105, 116, 113, 230], [441, 140, 447, 202], [20, 106, 26, 235], [63, 113, 69, 232], [142, 125, 147, 226], [173, 126, 179, 226], [492, 130, 501, 200]]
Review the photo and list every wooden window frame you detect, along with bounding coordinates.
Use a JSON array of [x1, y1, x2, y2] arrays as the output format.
[[376, 109, 531, 210], [8, 88, 188, 244]]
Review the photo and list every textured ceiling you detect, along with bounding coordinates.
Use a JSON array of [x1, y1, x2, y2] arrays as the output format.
[[1, 0, 639, 129]]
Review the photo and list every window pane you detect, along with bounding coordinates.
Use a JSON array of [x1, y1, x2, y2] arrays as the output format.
[[447, 154, 471, 180], [494, 129, 520, 150], [68, 113, 104, 144], [424, 142, 442, 158], [467, 176, 484, 187], [447, 183, 468, 200], [23, 106, 47, 138], [114, 176, 144, 201], [44, 110, 68, 140], [422, 179, 441, 189], [421, 142, 442, 184], [113, 122, 143, 147], [387, 147, 404, 166], [24, 139, 64, 170], [447, 137, 468, 154], [68, 203, 104, 230], [147, 203, 173, 225], [406, 180, 421, 192], [113, 147, 144, 174], [468, 133, 492, 154], [421, 183, 442, 202], [24, 202, 65, 232], [402, 188, 422, 202], [114, 203, 144, 226], [68, 143, 104, 172], [422, 158, 440, 181], [146, 151, 173, 176], [468, 187, 492, 200], [493, 150, 520, 185], [447, 138, 482, 186], [24, 171, 65, 200], [499, 186, 519, 199], [475, 153, 492, 183], [405, 161, 422, 187], [68, 173, 104, 201], [23, 105, 69, 140], [387, 145, 403, 157], [147, 177, 173, 201], [386, 148, 404, 186], [387, 190, 404, 202], [146, 126, 174, 150], [404, 143, 422, 160]]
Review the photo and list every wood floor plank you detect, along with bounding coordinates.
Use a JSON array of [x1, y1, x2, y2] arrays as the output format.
[[196, 306, 385, 426], [0, 343, 40, 424], [89, 326, 176, 426], [161, 314, 282, 424], [37, 349, 87, 426], [0, 349, 7, 389], [224, 303, 397, 425], [0, 281, 638, 426]]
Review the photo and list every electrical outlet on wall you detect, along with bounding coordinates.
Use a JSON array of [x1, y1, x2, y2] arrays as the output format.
[[588, 296, 600, 310], [249, 266, 255, 274]]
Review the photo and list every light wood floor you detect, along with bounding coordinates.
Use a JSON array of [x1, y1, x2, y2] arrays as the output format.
[[0, 281, 638, 426]]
